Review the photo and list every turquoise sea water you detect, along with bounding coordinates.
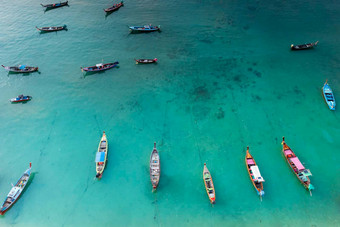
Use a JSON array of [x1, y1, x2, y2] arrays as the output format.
[[0, 0, 339, 226]]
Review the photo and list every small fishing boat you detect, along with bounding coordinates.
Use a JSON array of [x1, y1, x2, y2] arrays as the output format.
[[41, 1, 68, 9], [10, 95, 32, 103], [322, 80, 336, 110], [129, 25, 160, 33], [36, 25, 67, 32], [135, 58, 158, 64], [150, 142, 160, 189], [2, 65, 38, 73], [291, 41, 318, 50], [282, 137, 314, 194], [104, 1, 124, 13], [0, 163, 32, 215], [203, 163, 215, 204], [95, 131, 108, 179], [81, 61, 119, 73], [245, 146, 265, 198]]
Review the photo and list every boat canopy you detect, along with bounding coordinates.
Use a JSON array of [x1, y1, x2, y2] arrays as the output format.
[[95, 152, 105, 162], [284, 149, 293, 156], [247, 159, 255, 165], [96, 63, 103, 67], [250, 165, 265, 182], [290, 157, 305, 170], [8, 187, 20, 197], [19, 65, 26, 69]]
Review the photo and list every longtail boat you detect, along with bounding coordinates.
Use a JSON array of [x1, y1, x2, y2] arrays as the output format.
[[36, 25, 67, 32], [40, 1, 68, 10], [81, 61, 119, 73], [10, 94, 32, 103], [203, 163, 215, 204], [291, 41, 318, 50], [104, 1, 124, 13], [0, 163, 32, 215], [245, 146, 265, 198], [95, 131, 108, 179], [150, 142, 160, 189], [135, 58, 158, 64], [129, 25, 160, 33], [322, 80, 336, 110], [2, 65, 38, 73], [282, 137, 314, 194]]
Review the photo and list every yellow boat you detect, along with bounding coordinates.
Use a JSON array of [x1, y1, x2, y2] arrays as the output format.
[[95, 131, 108, 179], [203, 163, 215, 204]]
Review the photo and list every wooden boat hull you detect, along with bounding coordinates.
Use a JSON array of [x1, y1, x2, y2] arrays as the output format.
[[291, 41, 318, 50], [150, 143, 160, 189], [245, 147, 264, 197], [96, 132, 108, 178], [104, 1, 124, 12], [10, 96, 32, 103], [36, 25, 67, 32], [129, 26, 160, 33], [135, 58, 158, 64], [2, 65, 38, 73], [0, 163, 32, 215], [203, 164, 215, 204], [322, 81, 336, 110], [41, 1, 68, 9], [282, 137, 314, 192], [81, 61, 119, 72]]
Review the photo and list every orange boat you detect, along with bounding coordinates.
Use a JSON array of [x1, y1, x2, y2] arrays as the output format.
[[245, 146, 265, 198], [203, 163, 215, 204], [282, 137, 314, 194]]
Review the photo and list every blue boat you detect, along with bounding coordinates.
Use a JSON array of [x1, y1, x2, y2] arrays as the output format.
[[322, 80, 336, 110], [10, 94, 32, 103], [81, 61, 119, 73], [0, 163, 32, 215], [129, 25, 160, 33]]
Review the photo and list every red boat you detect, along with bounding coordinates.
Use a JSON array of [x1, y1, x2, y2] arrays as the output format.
[[282, 137, 314, 194], [10, 95, 32, 103], [104, 1, 124, 13]]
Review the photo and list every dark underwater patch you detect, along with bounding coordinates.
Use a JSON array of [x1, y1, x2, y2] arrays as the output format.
[[216, 107, 225, 119]]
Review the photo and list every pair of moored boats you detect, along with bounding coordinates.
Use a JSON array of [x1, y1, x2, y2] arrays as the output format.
[[80, 59, 157, 73], [248, 137, 313, 197], [94, 132, 161, 189], [203, 137, 313, 204], [0, 163, 32, 215]]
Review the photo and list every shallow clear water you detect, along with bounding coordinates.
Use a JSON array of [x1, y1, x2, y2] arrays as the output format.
[[0, 0, 339, 226]]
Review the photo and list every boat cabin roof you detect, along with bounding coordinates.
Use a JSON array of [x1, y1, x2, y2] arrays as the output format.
[[284, 149, 293, 156], [290, 157, 305, 171], [250, 165, 265, 182], [96, 63, 103, 67], [8, 187, 21, 198], [247, 159, 255, 165], [95, 152, 105, 162]]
